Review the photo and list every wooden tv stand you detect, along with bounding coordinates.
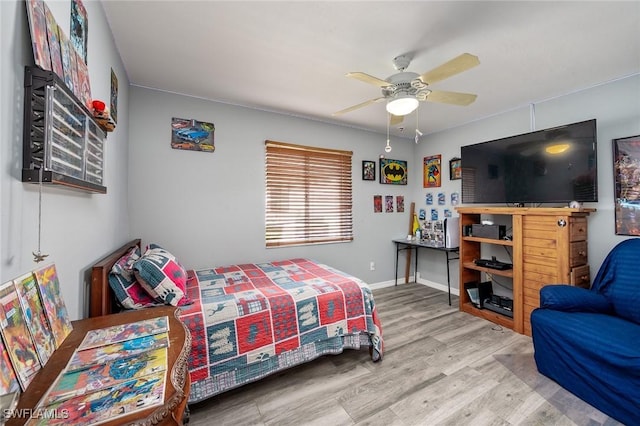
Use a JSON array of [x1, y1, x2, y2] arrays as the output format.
[[456, 206, 594, 336], [6, 306, 191, 426]]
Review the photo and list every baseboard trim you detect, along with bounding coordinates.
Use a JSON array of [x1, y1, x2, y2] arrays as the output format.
[[368, 276, 459, 297]]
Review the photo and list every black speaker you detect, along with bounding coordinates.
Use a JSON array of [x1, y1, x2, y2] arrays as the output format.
[[471, 224, 506, 240]]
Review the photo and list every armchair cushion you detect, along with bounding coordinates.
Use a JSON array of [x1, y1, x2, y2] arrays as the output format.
[[591, 238, 640, 325], [539, 285, 613, 313]]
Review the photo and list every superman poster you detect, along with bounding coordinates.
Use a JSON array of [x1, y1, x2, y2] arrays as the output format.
[[423, 155, 442, 188], [379, 158, 407, 185]]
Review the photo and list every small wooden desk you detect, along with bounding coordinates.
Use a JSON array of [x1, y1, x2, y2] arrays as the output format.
[[392, 239, 460, 305], [6, 306, 191, 426]]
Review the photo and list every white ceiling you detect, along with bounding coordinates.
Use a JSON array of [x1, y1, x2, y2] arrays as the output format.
[[101, 1, 640, 139]]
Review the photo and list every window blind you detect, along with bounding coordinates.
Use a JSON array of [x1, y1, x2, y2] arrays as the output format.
[[265, 140, 353, 247]]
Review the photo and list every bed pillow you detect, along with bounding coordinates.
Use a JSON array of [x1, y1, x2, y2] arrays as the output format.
[[108, 246, 160, 309], [133, 244, 191, 307]]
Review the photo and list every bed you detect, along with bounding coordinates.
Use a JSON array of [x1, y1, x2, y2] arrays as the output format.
[[90, 239, 383, 404]]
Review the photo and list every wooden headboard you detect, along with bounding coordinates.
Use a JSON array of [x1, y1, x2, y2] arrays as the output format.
[[89, 238, 141, 318]]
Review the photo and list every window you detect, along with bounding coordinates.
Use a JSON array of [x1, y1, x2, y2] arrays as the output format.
[[265, 140, 353, 247]]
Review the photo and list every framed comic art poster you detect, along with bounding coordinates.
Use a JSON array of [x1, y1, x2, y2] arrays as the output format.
[[362, 160, 375, 181], [379, 158, 407, 185], [449, 157, 462, 180], [613, 135, 640, 235], [424, 155, 442, 187]]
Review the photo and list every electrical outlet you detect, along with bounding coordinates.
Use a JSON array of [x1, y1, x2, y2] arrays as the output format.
[[369, 261, 375, 271]]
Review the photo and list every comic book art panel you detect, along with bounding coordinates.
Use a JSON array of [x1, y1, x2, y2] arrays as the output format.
[[424, 155, 442, 188], [43, 3, 64, 80], [78, 316, 169, 350], [70, 0, 88, 63], [613, 135, 640, 235], [0, 281, 41, 390], [58, 25, 74, 92], [40, 347, 167, 406], [13, 272, 56, 366], [27, 371, 166, 426], [110, 68, 118, 124], [373, 195, 382, 213], [33, 264, 73, 348], [171, 117, 215, 152], [379, 158, 407, 185], [0, 333, 21, 394], [26, 0, 52, 71], [362, 160, 375, 181], [449, 157, 462, 180]]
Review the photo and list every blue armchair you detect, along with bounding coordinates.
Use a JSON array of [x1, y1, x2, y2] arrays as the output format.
[[531, 238, 640, 425]]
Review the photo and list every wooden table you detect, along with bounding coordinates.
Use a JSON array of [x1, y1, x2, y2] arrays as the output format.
[[6, 306, 191, 426]]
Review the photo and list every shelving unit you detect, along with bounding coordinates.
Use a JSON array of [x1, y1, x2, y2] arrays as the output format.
[[456, 206, 594, 335], [22, 66, 107, 193]]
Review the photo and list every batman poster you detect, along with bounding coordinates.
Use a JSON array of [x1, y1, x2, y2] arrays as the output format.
[[379, 158, 407, 185]]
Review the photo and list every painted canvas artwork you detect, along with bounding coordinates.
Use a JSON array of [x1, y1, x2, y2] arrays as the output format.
[[171, 117, 215, 152]]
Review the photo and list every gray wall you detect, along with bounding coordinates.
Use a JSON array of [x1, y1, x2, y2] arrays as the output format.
[[1, 0, 131, 319], [129, 73, 639, 299], [128, 86, 414, 286], [413, 74, 640, 293]]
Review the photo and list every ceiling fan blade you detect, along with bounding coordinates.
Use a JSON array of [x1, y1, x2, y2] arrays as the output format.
[[332, 97, 385, 116], [389, 114, 404, 126], [419, 53, 480, 85], [346, 72, 390, 87], [425, 90, 477, 106]]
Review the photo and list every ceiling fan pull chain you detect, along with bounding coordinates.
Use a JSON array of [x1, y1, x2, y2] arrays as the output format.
[[33, 167, 49, 263], [385, 113, 392, 153]]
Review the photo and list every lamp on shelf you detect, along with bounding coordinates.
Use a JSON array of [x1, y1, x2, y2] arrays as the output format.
[[386, 94, 419, 116]]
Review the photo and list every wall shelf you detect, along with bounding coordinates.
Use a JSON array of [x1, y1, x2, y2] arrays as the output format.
[[22, 66, 107, 194]]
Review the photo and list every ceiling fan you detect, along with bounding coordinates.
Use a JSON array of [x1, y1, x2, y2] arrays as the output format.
[[333, 53, 480, 125]]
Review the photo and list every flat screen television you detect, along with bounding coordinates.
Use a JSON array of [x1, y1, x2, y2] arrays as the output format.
[[461, 119, 598, 205]]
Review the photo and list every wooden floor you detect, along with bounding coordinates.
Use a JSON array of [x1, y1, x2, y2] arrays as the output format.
[[188, 283, 620, 426]]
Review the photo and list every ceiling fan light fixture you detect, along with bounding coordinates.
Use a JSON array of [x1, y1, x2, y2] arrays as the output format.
[[386, 95, 419, 116]]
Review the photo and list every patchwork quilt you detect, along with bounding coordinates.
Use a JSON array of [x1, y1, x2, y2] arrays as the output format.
[[179, 258, 383, 403]]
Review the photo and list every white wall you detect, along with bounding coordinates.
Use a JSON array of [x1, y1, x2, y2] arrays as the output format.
[[128, 86, 416, 286], [1, 0, 131, 319], [414, 74, 640, 293]]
